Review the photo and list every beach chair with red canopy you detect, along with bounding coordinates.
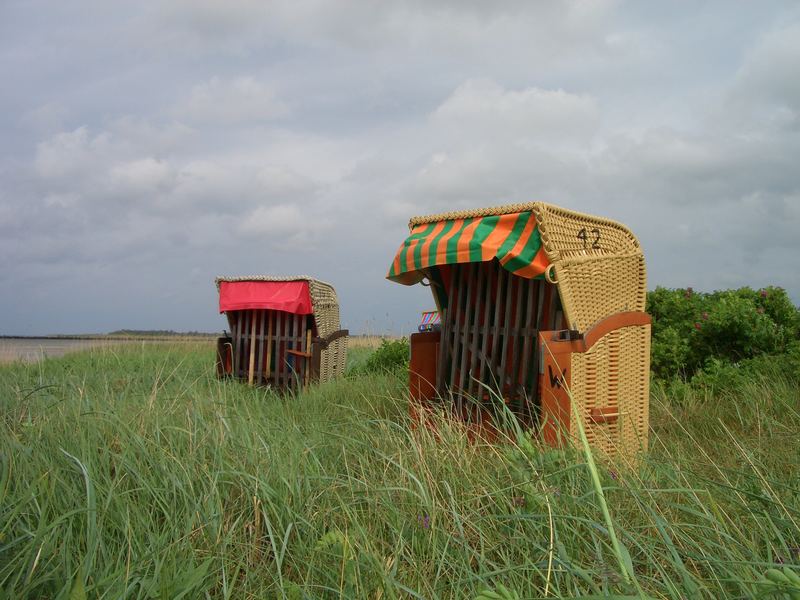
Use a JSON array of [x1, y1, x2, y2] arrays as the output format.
[[215, 276, 348, 389]]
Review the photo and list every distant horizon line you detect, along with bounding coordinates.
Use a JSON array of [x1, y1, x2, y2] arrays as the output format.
[[0, 332, 395, 340]]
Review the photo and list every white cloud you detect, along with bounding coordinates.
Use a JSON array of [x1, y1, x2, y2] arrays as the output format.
[[141, 0, 622, 68], [239, 203, 304, 235], [181, 76, 288, 124], [34, 127, 113, 179], [431, 79, 599, 142], [110, 158, 173, 193], [238, 202, 333, 251]]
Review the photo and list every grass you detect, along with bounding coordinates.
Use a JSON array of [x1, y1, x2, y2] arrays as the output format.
[[1, 342, 799, 599]]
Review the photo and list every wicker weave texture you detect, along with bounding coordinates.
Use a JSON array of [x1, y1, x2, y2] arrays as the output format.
[[531, 203, 646, 332], [215, 274, 334, 289], [407, 202, 541, 229], [569, 324, 650, 460], [216, 275, 347, 382], [406, 201, 639, 258], [531, 203, 640, 261], [307, 279, 347, 382], [554, 254, 647, 332]]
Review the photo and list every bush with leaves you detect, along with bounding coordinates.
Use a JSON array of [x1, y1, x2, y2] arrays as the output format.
[[647, 286, 800, 381], [689, 344, 800, 392], [354, 337, 410, 375]]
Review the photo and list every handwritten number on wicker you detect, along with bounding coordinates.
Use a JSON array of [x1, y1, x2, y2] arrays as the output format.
[[548, 365, 567, 389], [577, 227, 601, 250]]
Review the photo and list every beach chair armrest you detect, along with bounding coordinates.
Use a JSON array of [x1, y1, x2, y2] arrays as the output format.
[[312, 329, 349, 350]]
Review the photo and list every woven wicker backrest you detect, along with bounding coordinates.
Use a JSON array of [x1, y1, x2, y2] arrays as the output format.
[[307, 279, 348, 382], [215, 275, 347, 383], [569, 323, 651, 460], [531, 203, 646, 332]]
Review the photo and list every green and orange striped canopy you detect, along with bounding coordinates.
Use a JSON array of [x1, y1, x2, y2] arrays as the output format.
[[387, 209, 550, 285]]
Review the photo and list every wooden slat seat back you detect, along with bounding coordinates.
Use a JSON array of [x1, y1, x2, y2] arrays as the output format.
[[426, 259, 562, 427], [225, 309, 314, 390]]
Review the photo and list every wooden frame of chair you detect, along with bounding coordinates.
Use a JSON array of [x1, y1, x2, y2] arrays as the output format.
[[219, 309, 314, 390], [217, 310, 350, 391], [419, 258, 563, 427]]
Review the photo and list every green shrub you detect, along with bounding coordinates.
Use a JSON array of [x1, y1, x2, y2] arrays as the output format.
[[689, 342, 800, 392], [647, 286, 799, 380], [357, 338, 410, 375]]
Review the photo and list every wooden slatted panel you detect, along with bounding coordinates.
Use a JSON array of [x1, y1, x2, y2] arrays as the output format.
[[508, 276, 525, 415], [466, 262, 483, 399], [488, 265, 506, 395], [477, 262, 494, 400], [275, 310, 284, 388], [236, 311, 245, 378], [229, 312, 238, 377], [292, 313, 301, 388], [519, 277, 539, 425], [256, 310, 266, 385], [285, 312, 294, 388], [497, 268, 514, 400], [223, 308, 319, 391], [447, 264, 466, 400], [265, 311, 274, 386], [432, 259, 563, 428], [437, 265, 458, 398], [457, 262, 475, 402]]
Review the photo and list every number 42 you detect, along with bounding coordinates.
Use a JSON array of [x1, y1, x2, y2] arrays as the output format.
[[577, 227, 601, 250]]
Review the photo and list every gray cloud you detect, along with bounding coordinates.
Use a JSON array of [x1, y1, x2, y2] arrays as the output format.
[[1, 0, 798, 335]]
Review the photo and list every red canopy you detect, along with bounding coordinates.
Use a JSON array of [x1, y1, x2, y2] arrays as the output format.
[[218, 280, 313, 314]]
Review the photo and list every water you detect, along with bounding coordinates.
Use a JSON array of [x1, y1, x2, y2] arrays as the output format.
[[0, 338, 133, 363]]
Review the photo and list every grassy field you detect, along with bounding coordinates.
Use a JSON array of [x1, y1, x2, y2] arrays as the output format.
[[1, 341, 799, 599]]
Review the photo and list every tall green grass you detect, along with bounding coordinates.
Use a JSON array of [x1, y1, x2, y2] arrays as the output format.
[[1, 342, 799, 599]]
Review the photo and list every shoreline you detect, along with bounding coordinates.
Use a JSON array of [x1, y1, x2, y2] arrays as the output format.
[[0, 334, 218, 342]]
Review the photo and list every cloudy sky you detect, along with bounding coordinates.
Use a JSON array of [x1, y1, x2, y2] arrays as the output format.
[[1, 1, 799, 336]]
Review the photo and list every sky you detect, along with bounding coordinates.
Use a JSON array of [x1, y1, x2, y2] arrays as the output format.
[[1, 1, 799, 336]]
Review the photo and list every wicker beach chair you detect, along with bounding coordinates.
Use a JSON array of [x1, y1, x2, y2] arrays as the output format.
[[387, 202, 650, 459], [215, 276, 348, 389]]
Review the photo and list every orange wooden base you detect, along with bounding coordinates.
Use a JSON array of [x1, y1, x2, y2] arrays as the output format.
[[409, 311, 651, 451]]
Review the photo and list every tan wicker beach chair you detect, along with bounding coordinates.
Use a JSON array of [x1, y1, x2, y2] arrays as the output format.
[[387, 202, 650, 459], [215, 276, 348, 390]]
